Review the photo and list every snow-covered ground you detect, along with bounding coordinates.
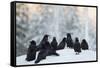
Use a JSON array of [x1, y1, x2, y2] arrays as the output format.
[[16, 48, 96, 65]]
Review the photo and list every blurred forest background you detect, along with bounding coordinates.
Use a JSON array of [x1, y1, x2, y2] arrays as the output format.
[[16, 3, 96, 57]]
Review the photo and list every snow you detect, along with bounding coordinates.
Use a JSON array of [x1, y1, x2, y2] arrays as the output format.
[[16, 48, 96, 65]]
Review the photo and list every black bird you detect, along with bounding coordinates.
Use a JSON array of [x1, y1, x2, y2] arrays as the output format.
[[57, 37, 67, 50], [51, 37, 58, 50], [81, 39, 89, 50], [51, 37, 59, 56], [73, 37, 81, 55], [35, 34, 53, 63], [26, 40, 37, 61], [66, 33, 73, 48], [37, 34, 49, 51]]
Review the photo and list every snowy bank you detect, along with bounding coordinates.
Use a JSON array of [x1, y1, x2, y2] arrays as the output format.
[[16, 48, 96, 65]]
